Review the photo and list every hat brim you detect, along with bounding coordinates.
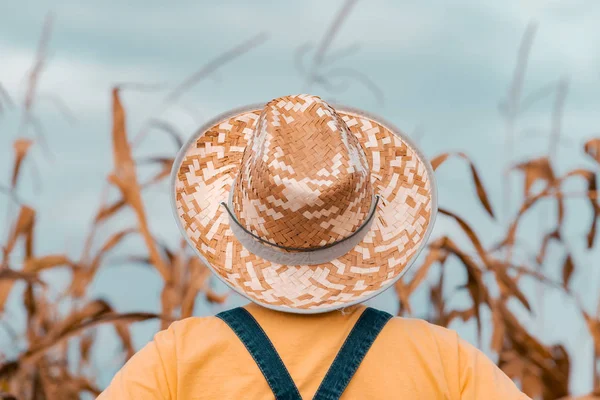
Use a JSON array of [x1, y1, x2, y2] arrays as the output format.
[[170, 103, 438, 314]]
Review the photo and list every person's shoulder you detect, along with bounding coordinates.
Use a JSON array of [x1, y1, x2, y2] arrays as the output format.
[[385, 315, 460, 337], [163, 314, 229, 338], [382, 315, 461, 353]]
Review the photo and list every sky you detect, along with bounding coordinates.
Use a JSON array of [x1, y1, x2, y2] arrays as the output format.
[[1, 0, 600, 395]]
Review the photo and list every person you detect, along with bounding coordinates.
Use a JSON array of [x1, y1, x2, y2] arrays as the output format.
[[98, 94, 530, 399]]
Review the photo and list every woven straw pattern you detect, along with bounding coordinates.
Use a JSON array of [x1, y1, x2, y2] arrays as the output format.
[[174, 95, 433, 311], [233, 95, 372, 249]]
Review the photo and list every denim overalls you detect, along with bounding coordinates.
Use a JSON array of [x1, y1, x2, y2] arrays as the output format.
[[217, 307, 392, 400]]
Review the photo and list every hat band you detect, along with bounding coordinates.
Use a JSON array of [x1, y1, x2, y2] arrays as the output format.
[[220, 190, 379, 266]]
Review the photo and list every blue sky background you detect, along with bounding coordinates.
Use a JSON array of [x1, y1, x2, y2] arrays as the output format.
[[1, 0, 600, 395]]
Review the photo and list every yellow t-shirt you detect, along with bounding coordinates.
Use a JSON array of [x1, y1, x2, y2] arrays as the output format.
[[98, 303, 530, 399]]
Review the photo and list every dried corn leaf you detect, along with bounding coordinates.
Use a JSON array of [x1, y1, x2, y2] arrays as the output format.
[[490, 304, 506, 353], [110, 88, 169, 280], [79, 333, 94, 366], [431, 236, 489, 338], [94, 175, 165, 224], [89, 228, 137, 271], [23, 254, 73, 272], [62, 377, 102, 398], [536, 230, 561, 264], [585, 138, 600, 165], [138, 157, 174, 185], [490, 261, 531, 311], [181, 258, 207, 318], [396, 246, 447, 315], [522, 366, 544, 399], [113, 322, 135, 360], [0, 206, 37, 312], [407, 246, 447, 294], [431, 152, 495, 218], [564, 169, 599, 248], [4, 205, 35, 258], [503, 188, 550, 256], [513, 157, 555, 196], [94, 198, 126, 223], [582, 310, 600, 357], [206, 290, 228, 304], [562, 254, 575, 289], [438, 208, 489, 265], [497, 301, 556, 364], [11, 139, 34, 188], [19, 311, 163, 367], [0, 269, 42, 285], [445, 307, 475, 325], [160, 283, 179, 327], [394, 278, 412, 315], [44, 300, 112, 342]]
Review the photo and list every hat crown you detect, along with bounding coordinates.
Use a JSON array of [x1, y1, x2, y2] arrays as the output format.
[[232, 94, 373, 249]]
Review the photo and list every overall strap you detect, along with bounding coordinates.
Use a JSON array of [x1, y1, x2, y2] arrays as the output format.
[[216, 307, 302, 400], [313, 307, 393, 400]]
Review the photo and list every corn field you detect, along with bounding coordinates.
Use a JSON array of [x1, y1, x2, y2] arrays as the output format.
[[1, 4, 600, 400]]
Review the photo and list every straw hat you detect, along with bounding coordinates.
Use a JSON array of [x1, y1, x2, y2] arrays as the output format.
[[171, 94, 437, 313]]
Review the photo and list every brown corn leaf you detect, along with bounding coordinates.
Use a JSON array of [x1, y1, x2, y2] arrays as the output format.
[[585, 138, 600, 165], [513, 157, 555, 196], [497, 301, 555, 361], [582, 310, 600, 357], [395, 246, 447, 315], [23, 254, 74, 272], [19, 311, 164, 367], [109, 88, 169, 280], [438, 208, 489, 265], [564, 169, 599, 248], [431, 236, 489, 339], [160, 282, 179, 325], [4, 205, 35, 258], [430, 153, 450, 171], [11, 139, 34, 188], [445, 307, 475, 326], [431, 152, 495, 218], [138, 157, 174, 185], [94, 197, 127, 223], [113, 322, 135, 360], [181, 258, 207, 318], [522, 367, 544, 399], [79, 333, 94, 366], [44, 300, 112, 341], [489, 261, 531, 311], [407, 246, 448, 294], [502, 188, 550, 257], [562, 254, 575, 289], [94, 174, 166, 224], [490, 303, 506, 353], [394, 278, 412, 315], [0, 206, 37, 312], [89, 228, 137, 271], [536, 230, 561, 264], [206, 290, 228, 304], [0, 269, 42, 285]]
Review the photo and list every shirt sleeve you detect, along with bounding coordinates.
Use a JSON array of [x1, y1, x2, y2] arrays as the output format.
[[457, 337, 531, 400], [97, 323, 178, 400]]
